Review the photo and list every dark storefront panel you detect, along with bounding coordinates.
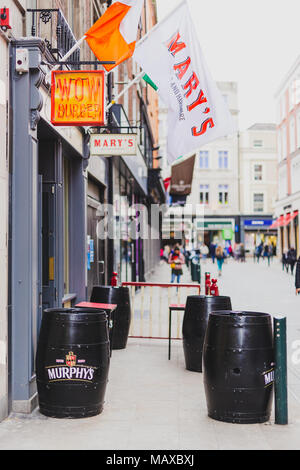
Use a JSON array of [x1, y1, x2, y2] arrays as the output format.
[[87, 178, 106, 298]]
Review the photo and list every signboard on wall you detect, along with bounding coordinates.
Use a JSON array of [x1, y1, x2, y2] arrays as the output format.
[[51, 70, 105, 126], [90, 133, 137, 156]]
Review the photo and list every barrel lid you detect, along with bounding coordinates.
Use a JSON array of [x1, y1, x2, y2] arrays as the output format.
[[43, 308, 107, 320], [187, 295, 231, 301], [209, 310, 271, 321], [92, 285, 129, 292]]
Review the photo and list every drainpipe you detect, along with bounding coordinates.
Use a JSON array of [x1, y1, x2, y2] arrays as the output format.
[[106, 0, 114, 284]]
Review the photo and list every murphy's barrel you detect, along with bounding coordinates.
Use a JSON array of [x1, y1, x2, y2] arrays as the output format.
[[90, 286, 131, 350], [36, 308, 110, 419], [203, 311, 274, 424], [182, 295, 232, 372]]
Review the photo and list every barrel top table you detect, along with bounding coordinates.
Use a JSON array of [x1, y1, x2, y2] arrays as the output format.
[[76, 301, 117, 312]]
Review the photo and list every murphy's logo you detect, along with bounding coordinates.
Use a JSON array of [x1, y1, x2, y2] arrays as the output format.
[[262, 368, 274, 387], [66, 351, 77, 367], [46, 352, 96, 383]]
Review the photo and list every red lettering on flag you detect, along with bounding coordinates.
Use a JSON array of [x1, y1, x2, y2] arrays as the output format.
[[192, 118, 215, 137], [187, 89, 207, 112], [166, 31, 186, 57], [174, 57, 191, 80], [183, 72, 199, 98]]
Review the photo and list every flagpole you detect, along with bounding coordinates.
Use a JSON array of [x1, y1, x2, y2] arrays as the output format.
[[45, 35, 87, 80], [106, 1, 186, 108], [107, 70, 145, 110], [54, 35, 86, 70], [134, 0, 186, 48]]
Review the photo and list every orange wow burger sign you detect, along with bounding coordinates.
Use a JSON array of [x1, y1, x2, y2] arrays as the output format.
[[51, 70, 105, 126]]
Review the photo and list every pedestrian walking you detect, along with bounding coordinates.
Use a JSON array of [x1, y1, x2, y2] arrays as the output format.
[[216, 245, 225, 277], [269, 243, 274, 262], [163, 246, 169, 263], [263, 244, 271, 266], [255, 243, 263, 263], [282, 251, 288, 272], [240, 243, 246, 262], [295, 256, 300, 294], [228, 244, 234, 258], [168, 246, 185, 284], [209, 242, 216, 264], [287, 247, 297, 275], [200, 243, 209, 263]]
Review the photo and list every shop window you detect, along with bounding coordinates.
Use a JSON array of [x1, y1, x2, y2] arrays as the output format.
[[218, 184, 229, 205], [253, 193, 264, 213], [200, 184, 209, 205]]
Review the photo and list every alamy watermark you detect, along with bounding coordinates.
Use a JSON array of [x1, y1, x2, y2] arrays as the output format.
[[95, 203, 206, 240]]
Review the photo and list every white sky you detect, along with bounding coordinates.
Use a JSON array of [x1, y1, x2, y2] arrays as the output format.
[[156, 0, 300, 131]]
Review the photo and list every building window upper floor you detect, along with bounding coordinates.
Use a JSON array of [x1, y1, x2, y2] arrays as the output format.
[[218, 151, 229, 169], [218, 184, 229, 206], [253, 193, 264, 213], [199, 184, 209, 205], [253, 163, 263, 182], [199, 151, 209, 169]]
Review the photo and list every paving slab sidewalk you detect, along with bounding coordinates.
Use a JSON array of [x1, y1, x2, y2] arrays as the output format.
[[0, 258, 300, 450]]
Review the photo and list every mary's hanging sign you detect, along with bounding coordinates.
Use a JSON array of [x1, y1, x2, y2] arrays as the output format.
[[90, 133, 138, 156], [51, 70, 105, 126]]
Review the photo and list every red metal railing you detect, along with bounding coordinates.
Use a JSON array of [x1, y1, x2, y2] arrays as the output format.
[[122, 282, 201, 340]]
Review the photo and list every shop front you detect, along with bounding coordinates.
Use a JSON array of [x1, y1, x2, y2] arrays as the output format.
[[270, 210, 299, 256], [241, 217, 277, 256], [195, 219, 236, 249], [9, 39, 87, 414]]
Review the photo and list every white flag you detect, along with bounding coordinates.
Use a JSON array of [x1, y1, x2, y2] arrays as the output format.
[[133, 0, 235, 164]]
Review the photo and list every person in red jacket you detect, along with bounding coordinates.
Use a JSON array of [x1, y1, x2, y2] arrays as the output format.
[[168, 247, 185, 284]]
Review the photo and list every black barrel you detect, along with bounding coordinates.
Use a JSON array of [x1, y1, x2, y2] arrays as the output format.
[[203, 311, 274, 424], [36, 308, 110, 419], [182, 295, 232, 372], [90, 286, 131, 350]]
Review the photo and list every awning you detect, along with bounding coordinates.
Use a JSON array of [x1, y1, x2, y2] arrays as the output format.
[[270, 211, 298, 229], [269, 215, 285, 229], [282, 211, 298, 227]]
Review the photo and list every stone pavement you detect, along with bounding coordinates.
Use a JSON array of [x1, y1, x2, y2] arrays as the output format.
[[1, 257, 300, 450]]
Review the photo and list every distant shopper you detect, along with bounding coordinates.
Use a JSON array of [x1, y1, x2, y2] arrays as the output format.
[[163, 246, 169, 263], [282, 251, 288, 272], [240, 243, 246, 262], [209, 242, 216, 264], [168, 247, 185, 284], [287, 247, 297, 275], [228, 244, 234, 258], [263, 244, 271, 266], [200, 243, 209, 262], [269, 243, 274, 262], [216, 245, 225, 277], [255, 243, 263, 263], [295, 256, 300, 294]]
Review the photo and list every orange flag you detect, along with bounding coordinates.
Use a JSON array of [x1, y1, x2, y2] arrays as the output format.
[[85, 0, 143, 72]]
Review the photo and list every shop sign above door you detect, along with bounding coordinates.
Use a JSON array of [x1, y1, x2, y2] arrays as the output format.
[[90, 133, 137, 156], [51, 70, 105, 126]]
